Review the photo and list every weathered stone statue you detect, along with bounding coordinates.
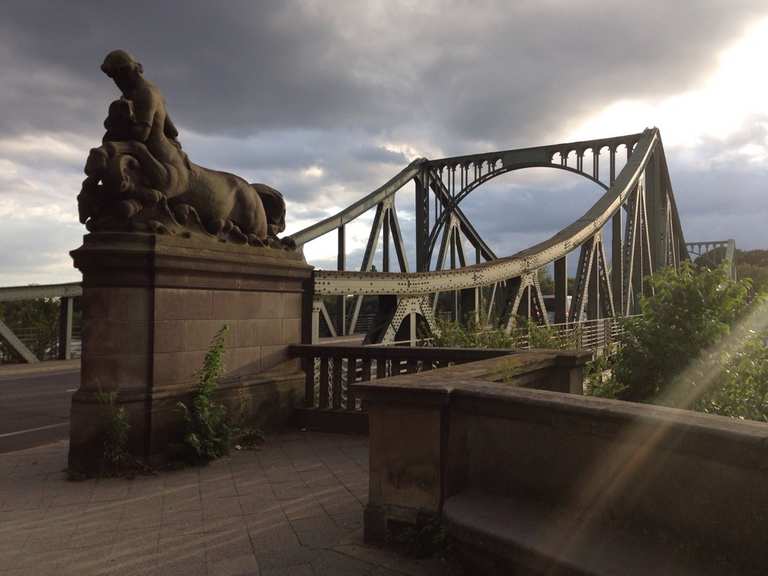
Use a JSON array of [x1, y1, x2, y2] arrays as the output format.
[[78, 50, 291, 247]]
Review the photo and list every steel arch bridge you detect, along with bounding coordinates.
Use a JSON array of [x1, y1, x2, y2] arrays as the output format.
[[290, 128, 687, 344]]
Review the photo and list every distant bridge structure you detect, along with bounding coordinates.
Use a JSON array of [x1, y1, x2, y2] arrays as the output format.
[[291, 128, 688, 344], [0, 282, 81, 364], [686, 239, 737, 280]]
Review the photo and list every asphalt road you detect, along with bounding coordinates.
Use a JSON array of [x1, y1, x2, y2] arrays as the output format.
[[0, 367, 79, 453]]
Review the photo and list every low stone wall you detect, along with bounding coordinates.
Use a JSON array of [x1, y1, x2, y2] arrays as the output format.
[[68, 232, 312, 473], [358, 359, 768, 574], [357, 350, 590, 536]]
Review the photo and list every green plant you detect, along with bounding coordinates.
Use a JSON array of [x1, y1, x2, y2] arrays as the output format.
[[95, 390, 131, 475], [433, 317, 513, 349], [177, 325, 233, 462], [694, 326, 768, 421], [433, 315, 581, 352], [612, 262, 752, 403], [519, 317, 579, 350], [584, 352, 626, 399]]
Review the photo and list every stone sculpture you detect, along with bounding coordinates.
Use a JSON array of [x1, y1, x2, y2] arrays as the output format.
[[77, 50, 291, 247]]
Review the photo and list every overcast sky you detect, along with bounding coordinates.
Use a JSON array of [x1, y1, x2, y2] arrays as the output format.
[[1, 0, 767, 285]]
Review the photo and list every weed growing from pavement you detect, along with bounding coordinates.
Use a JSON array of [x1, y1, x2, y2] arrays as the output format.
[[177, 325, 233, 463]]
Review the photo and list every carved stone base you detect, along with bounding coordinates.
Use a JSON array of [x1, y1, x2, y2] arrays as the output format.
[[68, 232, 312, 474]]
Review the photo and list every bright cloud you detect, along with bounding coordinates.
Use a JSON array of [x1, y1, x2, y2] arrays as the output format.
[[567, 16, 768, 153]]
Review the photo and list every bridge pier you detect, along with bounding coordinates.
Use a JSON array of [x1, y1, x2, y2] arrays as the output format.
[[68, 233, 312, 474]]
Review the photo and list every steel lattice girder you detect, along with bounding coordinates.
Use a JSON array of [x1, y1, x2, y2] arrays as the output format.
[[313, 128, 682, 297]]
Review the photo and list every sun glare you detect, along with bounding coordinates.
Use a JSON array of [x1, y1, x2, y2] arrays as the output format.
[[566, 16, 768, 153]]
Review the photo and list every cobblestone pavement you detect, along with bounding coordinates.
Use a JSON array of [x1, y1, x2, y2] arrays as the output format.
[[0, 431, 439, 575]]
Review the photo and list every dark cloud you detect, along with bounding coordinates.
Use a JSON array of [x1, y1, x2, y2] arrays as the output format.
[[1, 0, 763, 144], [0, 0, 766, 284], [0, 1, 393, 138]]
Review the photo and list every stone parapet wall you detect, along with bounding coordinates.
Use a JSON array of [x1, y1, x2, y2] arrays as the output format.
[[356, 350, 590, 539], [359, 359, 768, 573], [449, 388, 768, 572]]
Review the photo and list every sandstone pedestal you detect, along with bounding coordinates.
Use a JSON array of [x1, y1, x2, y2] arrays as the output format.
[[69, 233, 312, 473]]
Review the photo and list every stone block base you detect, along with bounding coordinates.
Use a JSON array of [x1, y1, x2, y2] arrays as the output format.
[[68, 232, 312, 474]]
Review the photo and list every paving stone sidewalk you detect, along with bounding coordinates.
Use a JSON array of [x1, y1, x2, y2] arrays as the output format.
[[0, 431, 439, 576]]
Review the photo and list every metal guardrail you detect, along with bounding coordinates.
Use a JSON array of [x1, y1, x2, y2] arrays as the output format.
[[506, 316, 636, 353]]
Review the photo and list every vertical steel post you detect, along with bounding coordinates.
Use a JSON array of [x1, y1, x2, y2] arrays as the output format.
[[592, 147, 599, 178], [610, 146, 623, 315], [337, 225, 346, 336], [450, 227, 458, 321], [633, 184, 646, 308], [474, 247, 481, 325], [382, 207, 390, 272], [554, 256, 567, 324], [587, 239, 600, 320], [645, 151, 666, 273], [58, 296, 74, 360], [415, 172, 430, 272]]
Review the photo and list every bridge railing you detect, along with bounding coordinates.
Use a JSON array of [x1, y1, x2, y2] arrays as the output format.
[[429, 315, 639, 355], [0, 323, 82, 364], [508, 316, 636, 354], [290, 316, 636, 413], [289, 344, 515, 412]]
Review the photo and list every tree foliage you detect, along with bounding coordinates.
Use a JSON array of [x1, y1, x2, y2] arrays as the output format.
[[735, 248, 768, 294], [603, 260, 768, 423], [695, 330, 768, 421], [614, 262, 752, 402]]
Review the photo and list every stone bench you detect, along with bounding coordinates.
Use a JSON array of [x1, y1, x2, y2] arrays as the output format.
[[444, 491, 729, 575]]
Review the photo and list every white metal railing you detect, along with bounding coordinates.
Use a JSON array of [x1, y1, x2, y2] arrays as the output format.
[[351, 315, 641, 354]]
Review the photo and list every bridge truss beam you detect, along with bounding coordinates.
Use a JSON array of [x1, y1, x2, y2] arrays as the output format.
[[293, 128, 688, 345]]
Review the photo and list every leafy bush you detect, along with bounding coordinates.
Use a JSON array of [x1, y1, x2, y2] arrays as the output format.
[[177, 325, 233, 462], [604, 260, 768, 423], [584, 353, 625, 399], [694, 328, 768, 421], [613, 262, 752, 403]]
